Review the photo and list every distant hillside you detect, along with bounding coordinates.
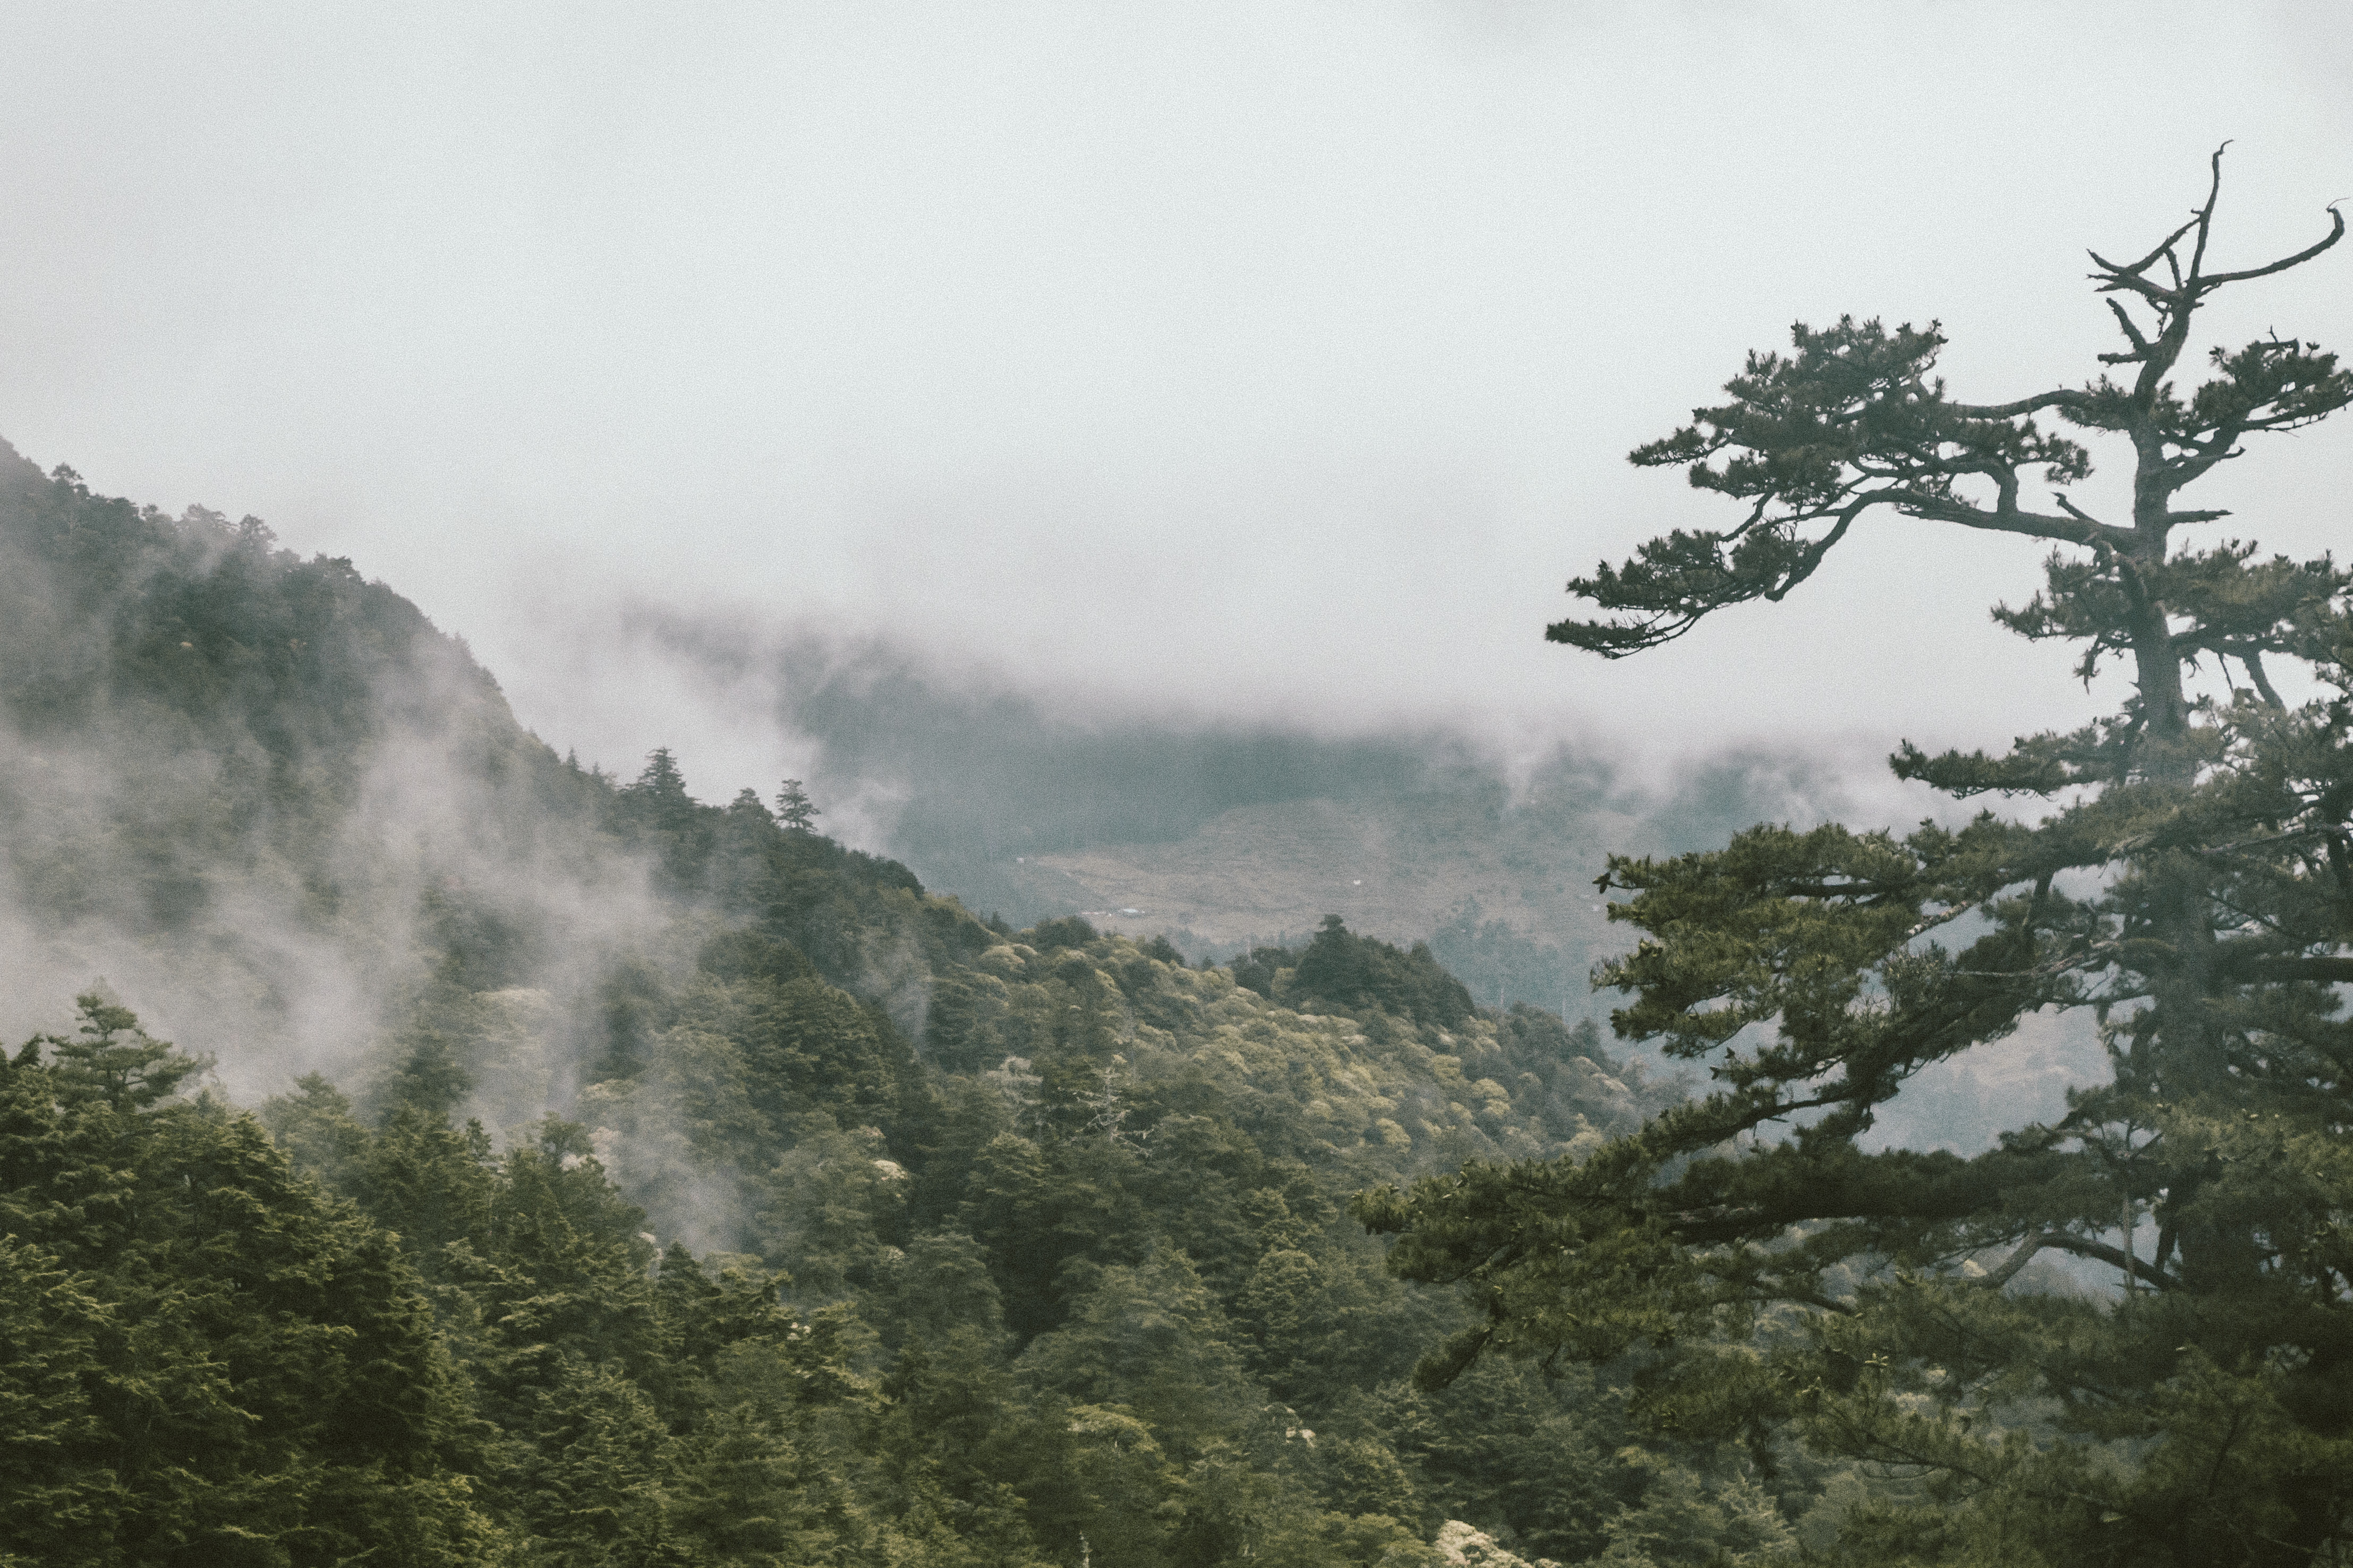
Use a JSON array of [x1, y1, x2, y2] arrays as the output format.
[[1002, 754, 1857, 1004], [0, 436, 2121, 1565], [622, 622, 1872, 1014], [0, 439, 937, 1094], [4, 438, 1752, 1564], [1002, 789, 1623, 1009], [1, 437, 556, 1078]]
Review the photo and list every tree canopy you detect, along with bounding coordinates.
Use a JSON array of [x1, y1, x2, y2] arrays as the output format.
[[2, 418, 1716, 1563], [1360, 152, 2353, 1566]]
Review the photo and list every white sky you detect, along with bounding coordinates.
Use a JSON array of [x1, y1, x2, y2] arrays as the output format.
[[5, 2, 2350, 805]]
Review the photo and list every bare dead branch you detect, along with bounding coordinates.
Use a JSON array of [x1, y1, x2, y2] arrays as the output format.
[[2042, 1232, 2180, 1291], [1978, 1235, 2047, 1289], [2185, 143, 2229, 284], [1896, 492, 2133, 550], [2091, 212, 2203, 285], [2103, 298, 2153, 357], [2197, 205, 2347, 289], [1945, 389, 2092, 420], [2051, 494, 2112, 530], [2242, 652, 2287, 710]]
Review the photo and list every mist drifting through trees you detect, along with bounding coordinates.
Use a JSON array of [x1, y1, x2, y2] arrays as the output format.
[[3, 11, 2351, 1563]]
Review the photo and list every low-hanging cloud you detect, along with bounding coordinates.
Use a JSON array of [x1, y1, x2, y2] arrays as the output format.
[[2, 3, 2346, 798], [0, 447, 685, 1114], [0, 9, 2345, 1201]]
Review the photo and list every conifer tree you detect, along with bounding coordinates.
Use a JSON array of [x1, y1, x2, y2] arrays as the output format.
[[1, 1002, 501, 1565], [1357, 153, 2353, 1566], [775, 778, 821, 833], [38, 991, 204, 1111]]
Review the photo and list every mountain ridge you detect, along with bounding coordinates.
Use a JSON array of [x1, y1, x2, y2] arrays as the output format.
[[2, 438, 1735, 1565]]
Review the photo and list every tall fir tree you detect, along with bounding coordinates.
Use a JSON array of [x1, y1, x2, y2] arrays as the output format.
[[775, 778, 821, 833], [1357, 153, 2353, 1566]]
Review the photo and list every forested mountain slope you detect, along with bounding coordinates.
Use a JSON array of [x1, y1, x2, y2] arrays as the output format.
[[0, 435, 608, 1087], [644, 626, 1859, 1019], [6, 448, 1861, 1567]]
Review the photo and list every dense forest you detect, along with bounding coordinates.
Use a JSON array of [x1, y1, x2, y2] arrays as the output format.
[[2, 443, 1874, 1565], [16, 166, 2346, 1566]]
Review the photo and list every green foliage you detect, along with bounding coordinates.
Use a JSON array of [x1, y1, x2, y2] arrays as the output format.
[[35, 991, 207, 1111], [1223, 919, 1478, 1033], [248, 883, 1687, 1561], [1293, 917, 1477, 1030], [4, 434, 1817, 1563], [1592, 1452, 1793, 1567], [774, 778, 820, 833], [3, 892, 1709, 1564], [1366, 158, 2353, 1566], [0, 1012, 504, 1565]]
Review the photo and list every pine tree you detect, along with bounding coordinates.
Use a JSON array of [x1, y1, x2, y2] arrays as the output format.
[[38, 991, 204, 1111], [775, 778, 821, 833], [619, 746, 717, 885], [1357, 153, 2353, 1566]]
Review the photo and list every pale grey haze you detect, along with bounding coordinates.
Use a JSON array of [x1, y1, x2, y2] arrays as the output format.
[[4, 2, 2350, 813]]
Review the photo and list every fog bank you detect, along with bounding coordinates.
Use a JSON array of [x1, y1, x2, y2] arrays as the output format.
[[4, 3, 2347, 783]]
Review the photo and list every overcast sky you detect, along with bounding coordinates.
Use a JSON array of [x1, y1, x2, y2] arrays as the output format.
[[5, 2, 2349, 807]]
